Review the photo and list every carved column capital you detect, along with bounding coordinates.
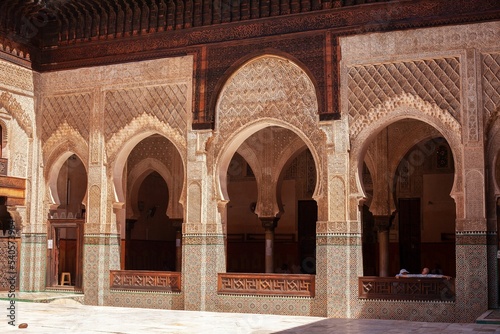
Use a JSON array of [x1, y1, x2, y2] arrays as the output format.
[[260, 217, 279, 231], [373, 215, 393, 233]]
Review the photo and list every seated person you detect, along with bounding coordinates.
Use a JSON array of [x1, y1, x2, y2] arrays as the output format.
[[421, 267, 452, 279], [396, 268, 451, 279], [395, 269, 410, 278]]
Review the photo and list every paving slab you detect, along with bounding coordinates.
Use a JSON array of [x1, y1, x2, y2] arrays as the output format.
[[2, 300, 500, 333]]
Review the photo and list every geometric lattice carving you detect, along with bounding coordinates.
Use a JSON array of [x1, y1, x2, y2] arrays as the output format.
[[218, 273, 315, 297], [42, 93, 92, 142], [127, 136, 179, 173], [349, 93, 461, 139], [104, 84, 188, 141], [217, 56, 318, 141], [110, 270, 181, 292], [348, 57, 460, 123], [483, 53, 500, 120]]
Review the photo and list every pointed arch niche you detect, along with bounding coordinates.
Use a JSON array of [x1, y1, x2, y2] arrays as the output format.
[[359, 119, 456, 278], [124, 135, 184, 272], [46, 152, 87, 290]]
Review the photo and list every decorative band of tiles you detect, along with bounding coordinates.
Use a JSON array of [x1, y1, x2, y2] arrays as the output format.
[[316, 234, 362, 246], [84, 234, 120, 245], [218, 273, 315, 297], [455, 232, 488, 245], [358, 276, 455, 302], [183, 234, 224, 245], [110, 270, 181, 292]]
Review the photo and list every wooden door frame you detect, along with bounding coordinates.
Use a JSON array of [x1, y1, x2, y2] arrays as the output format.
[[46, 219, 84, 289]]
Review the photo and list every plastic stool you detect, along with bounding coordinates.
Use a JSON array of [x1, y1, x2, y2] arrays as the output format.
[[60, 272, 71, 286]]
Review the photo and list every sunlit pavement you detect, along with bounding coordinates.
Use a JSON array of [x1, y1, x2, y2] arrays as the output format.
[[2, 300, 500, 333]]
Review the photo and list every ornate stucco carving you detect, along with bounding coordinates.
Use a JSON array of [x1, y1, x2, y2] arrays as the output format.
[[341, 21, 499, 63], [215, 55, 326, 206], [41, 93, 92, 142], [39, 56, 194, 93], [43, 122, 89, 177], [0, 59, 33, 93], [126, 136, 184, 220], [8, 120, 29, 178], [349, 93, 461, 140], [347, 58, 461, 127], [217, 56, 319, 141], [0, 92, 33, 138], [104, 84, 188, 141], [348, 95, 463, 208], [483, 52, 500, 132], [106, 112, 187, 166]]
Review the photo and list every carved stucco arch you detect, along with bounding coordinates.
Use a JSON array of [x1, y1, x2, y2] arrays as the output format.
[[235, 131, 309, 218], [215, 118, 323, 205], [44, 127, 89, 208], [0, 92, 33, 138], [109, 123, 186, 206], [127, 158, 181, 220], [364, 121, 444, 214], [215, 54, 325, 207], [350, 94, 463, 208]]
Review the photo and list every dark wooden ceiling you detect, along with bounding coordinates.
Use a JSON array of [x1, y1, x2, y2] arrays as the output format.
[[0, 0, 499, 71]]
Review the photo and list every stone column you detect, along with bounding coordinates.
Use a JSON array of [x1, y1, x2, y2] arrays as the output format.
[[373, 215, 392, 277], [260, 217, 278, 273]]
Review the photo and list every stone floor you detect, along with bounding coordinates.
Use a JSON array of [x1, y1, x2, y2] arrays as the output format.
[[1, 299, 500, 333]]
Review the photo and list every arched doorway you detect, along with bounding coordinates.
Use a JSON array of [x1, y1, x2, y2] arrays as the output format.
[[124, 135, 183, 272], [46, 154, 87, 289]]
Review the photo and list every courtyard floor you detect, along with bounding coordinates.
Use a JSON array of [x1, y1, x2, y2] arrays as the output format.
[[1, 298, 500, 333]]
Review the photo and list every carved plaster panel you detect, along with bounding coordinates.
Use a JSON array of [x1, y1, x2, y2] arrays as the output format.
[[104, 84, 188, 141], [216, 55, 323, 146], [41, 93, 92, 142], [347, 58, 461, 126], [0, 92, 33, 138], [106, 113, 187, 165], [215, 55, 327, 206], [9, 121, 28, 178], [483, 52, 500, 130], [42, 123, 89, 179], [341, 22, 499, 64], [39, 56, 194, 93], [0, 59, 33, 93]]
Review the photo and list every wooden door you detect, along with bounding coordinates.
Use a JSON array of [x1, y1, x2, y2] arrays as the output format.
[[46, 220, 83, 289]]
